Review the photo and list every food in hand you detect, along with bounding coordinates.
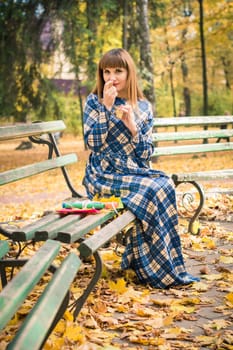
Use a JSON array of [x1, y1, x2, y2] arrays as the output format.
[[115, 107, 123, 119]]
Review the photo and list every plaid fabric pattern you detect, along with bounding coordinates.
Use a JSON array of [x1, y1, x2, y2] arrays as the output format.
[[83, 93, 199, 288]]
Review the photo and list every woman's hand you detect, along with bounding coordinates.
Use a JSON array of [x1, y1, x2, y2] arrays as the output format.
[[116, 104, 138, 137], [103, 80, 117, 111]]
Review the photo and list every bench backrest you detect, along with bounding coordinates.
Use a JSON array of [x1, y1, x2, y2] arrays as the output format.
[[152, 115, 233, 157], [0, 121, 81, 197], [153, 116, 233, 127], [0, 120, 66, 141]]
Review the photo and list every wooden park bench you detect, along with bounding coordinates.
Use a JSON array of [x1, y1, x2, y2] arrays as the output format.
[[0, 239, 81, 349], [0, 120, 136, 330], [152, 115, 233, 232]]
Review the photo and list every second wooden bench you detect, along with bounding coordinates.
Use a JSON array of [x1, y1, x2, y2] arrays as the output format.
[[152, 115, 233, 232]]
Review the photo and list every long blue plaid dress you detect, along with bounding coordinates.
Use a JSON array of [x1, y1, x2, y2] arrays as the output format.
[[83, 93, 199, 288]]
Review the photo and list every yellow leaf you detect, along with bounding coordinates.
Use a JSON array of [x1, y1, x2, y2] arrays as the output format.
[[191, 242, 204, 251], [207, 318, 230, 330], [51, 338, 64, 350], [163, 314, 175, 326], [201, 237, 216, 249], [53, 319, 66, 334], [64, 324, 86, 342], [129, 334, 166, 346], [116, 304, 128, 313], [151, 298, 174, 307], [63, 310, 73, 321], [180, 297, 201, 305], [17, 305, 31, 316], [101, 263, 110, 278], [101, 347, 122, 350], [108, 278, 128, 294], [135, 306, 157, 317], [202, 273, 222, 281], [44, 333, 65, 350], [226, 292, 233, 306], [92, 300, 107, 313], [100, 250, 121, 263], [196, 335, 218, 346], [191, 281, 209, 292], [220, 255, 233, 264], [171, 304, 196, 313], [144, 316, 164, 328], [164, 327, 182, 338], [8, 314, 19, 326]]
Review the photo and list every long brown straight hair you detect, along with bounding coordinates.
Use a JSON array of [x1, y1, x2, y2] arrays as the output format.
[[92, 48, 144, 107]]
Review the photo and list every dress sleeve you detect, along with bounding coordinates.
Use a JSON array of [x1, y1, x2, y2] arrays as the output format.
[[83, 94, 111, 152], [131, 101, 154, 161]]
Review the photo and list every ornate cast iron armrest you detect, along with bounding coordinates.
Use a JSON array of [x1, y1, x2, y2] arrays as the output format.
[[171, 174, 205, 234]]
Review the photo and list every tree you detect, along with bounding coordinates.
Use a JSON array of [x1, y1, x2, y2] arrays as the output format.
[[136, 0, 156, 112], [198, 0, 208, 116], [0, 0, 75, 121]]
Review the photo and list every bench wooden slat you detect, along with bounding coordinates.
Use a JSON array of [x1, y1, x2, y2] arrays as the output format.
[[34, 214, 83, 241], [78, 210, 136, 258], [0, 121, 66, 141], [152, 142, 233, 157], [8, 252, 81, 350], [153, 116, 233, 127], [173, 169, 233, 182], [57, 210, 117, 243], [11, 213, 61, 241], [0, 154, 77, 185], [0, 240, 61, 329], [0, 241, 9, 259], [0, 153, 77, 185], [153, 129, 233, 142]]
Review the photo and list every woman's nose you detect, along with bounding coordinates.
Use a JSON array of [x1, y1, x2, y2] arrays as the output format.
[[109, 75, 116, 81]]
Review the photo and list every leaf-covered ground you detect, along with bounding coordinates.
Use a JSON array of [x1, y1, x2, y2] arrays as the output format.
[[0, 135, 233, 350]]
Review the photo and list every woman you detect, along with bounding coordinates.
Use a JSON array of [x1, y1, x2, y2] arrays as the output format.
[[83, 48, 199, 288]]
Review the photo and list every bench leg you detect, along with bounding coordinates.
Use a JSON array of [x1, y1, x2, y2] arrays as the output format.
[[174, 180, 205, 234], [0, 264, 8, 287], [0, 259, 28, 287], [70, 251, 102, 320]]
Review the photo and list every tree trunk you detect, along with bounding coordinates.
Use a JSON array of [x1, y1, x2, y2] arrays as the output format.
[[169, 63, 177, 117], [136, 0, 156, 113], [221, 56, 231, 90], [164, 27, 177, 118], [180, 28, 191, 116], [198, 0, 208, 116], [86, 0, 98, 82], [122, 0, 129, 49]]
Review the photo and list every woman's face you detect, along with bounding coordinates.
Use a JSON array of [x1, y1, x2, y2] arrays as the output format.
[[103, 67, 128, 96]]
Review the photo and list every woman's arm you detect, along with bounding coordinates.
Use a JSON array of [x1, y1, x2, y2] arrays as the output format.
[[131, 102, 154, 161], [84, 94, 110, 152]]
